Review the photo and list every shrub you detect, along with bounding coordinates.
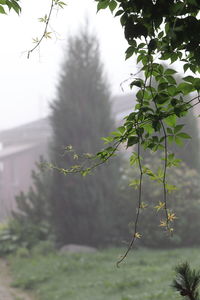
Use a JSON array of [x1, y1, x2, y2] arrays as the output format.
[[0, 219, 52, 256], [31, 240, 55, 256], [121, 159, 200, 248], [16, 247, 30, 258]]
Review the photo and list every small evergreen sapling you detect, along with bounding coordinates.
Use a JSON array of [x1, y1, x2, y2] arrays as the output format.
[[172, 262, 200, 300]]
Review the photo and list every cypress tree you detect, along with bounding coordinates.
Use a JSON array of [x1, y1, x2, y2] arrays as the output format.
[[49, 26, 121, 247]]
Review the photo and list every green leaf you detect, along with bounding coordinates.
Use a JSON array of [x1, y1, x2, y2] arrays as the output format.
[[164, 69, 177, 75], [175, 136, 183, 146], [174, 105, 188, 117], [158, 64, 164, 75], [154, 93, 169, 104], [130, 152, 140, 166], [111, 131, 122, 137], [160, 52, 171, 60], [176, 132, 191, 139], [101, 136, 114, 144], [109, 0, 117, 12], [130, 80, 143, 88], [183, 76, 195, 84], [148, 39, 157, 52], [137, 43, 146, 49], [125, 46, 134, 60], [174, 124, 184, 134], [120, 13, 127, 26], [166, 184, 177, 193], [158, 31, 164, 39], [158, 82, 168, 91], [178, 82, 194, 95], [170, 53, 178, 64], [81, 168, 91, 177], [127, 136, 139, 147], [115, 9, 123, 16], [0, 5, 6, 14], [167, 85, 177, 96], [8, 1, 21, 14], [167, 127, 173, 134], [143, 124, 154, 134], [165, 75, 176, 84], [117, 126, 126, 135], [57, 1, 66, 8], [164, 114, 177, 127], [137, 54, 144, 63], [183, 63, 190, 72], [168, 153, 175, 160], [194, 78, 200, 90], [136, 90, 143, 101], [129, 179, 140, 189], [190, 64, 196, 74], [97, 0, 109, 12]]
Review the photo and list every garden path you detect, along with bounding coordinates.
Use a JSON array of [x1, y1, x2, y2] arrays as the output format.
[[0, 259, 34, 300]]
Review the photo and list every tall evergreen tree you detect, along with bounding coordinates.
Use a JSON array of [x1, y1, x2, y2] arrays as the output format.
[[49, 27, 121, 246]]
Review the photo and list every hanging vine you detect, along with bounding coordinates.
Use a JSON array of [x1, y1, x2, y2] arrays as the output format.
[[49, 0, 200, 264], [2, 0, 200, 263]]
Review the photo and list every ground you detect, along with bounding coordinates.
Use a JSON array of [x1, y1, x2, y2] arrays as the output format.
[[0, 259, 34, 300], [4, 247, 200, 300]]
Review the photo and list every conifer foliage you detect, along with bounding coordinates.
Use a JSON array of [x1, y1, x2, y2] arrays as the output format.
[[49, 26, 121, 246], [172, 262, 200, 300], [14, 160, 50, 225]]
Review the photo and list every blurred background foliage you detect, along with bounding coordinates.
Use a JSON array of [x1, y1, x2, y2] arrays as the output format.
[[0, 24, 200, 257]]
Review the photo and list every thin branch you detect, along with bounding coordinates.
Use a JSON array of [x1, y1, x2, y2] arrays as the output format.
[[46, 141, 122, 175], [160, 121, 170, 231], [117, 138, 143, 266], [117, 50, 151, 266], [27, 0, 55, 59], [148, 62, 170, 232]]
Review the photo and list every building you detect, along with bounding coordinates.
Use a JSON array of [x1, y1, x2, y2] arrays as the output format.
[[0, 94, 135, 220], [0, 119, 51, 220]]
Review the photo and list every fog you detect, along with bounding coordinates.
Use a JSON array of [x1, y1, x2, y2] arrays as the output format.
[[0, 0, 199, 252], [0, 2, 200, 300], [0, 0, 135, 130]]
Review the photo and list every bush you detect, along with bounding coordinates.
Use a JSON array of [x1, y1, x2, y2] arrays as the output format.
[[121, 158, 200, 248], [0, 222, 20, 255], [31, 240, 55, 256], [16, 247, 30, 258], [0, 219, 52, 256]]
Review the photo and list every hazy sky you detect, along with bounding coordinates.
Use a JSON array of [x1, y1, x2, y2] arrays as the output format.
[[0, 0, 136, 130]]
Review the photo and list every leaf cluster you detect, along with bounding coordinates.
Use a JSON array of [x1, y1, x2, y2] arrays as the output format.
[[96, 0, 200, 71], [101, 62, 194, 157], [0, 0, 21, 15]]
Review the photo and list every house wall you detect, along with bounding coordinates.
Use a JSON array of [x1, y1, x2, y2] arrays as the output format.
[[0, 143, 48, 221]]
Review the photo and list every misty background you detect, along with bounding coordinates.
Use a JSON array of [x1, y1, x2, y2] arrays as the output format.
[[0, 2, 200, 300], [0, 0, 200, 245], [0, 0, 134, 130]]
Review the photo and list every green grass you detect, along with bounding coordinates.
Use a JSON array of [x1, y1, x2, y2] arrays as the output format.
[[8, 247, 200, 300]]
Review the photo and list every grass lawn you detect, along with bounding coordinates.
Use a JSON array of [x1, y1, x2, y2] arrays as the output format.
[[8, 247, 200, 300]]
